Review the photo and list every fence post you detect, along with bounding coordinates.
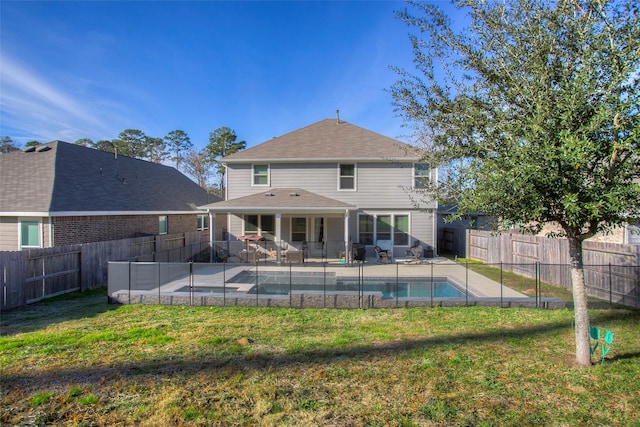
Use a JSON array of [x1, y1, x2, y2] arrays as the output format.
[[500, 261, 503, 308], [430, 261, 434, 307], [255, 258, 259, 307], [189, 261, 193, 307], [128, 261, 132, 305], [323, 262, 326, 309], [465, 261, 469, 307], [536, 262, 539, 309], [396, 261, 399, 308], [609, 262, 613, 307]]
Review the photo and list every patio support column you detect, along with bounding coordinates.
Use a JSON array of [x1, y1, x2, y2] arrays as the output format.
[[344, 210, 350, 263], [209, 211, 215, 263], [275, 213, 282, 264]]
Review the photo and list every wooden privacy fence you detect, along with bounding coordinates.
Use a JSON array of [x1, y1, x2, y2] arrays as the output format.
[[467, 230, 640, 307], [0, 231, 208, 311]]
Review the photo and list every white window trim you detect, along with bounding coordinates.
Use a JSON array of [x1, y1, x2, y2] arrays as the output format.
[[159, 215, 168, 235], [243, 214, 275, 237], [197, 214, 209, 231], [19, 218, 43, 249], [413, 163, 431, 189], [337, 163, 357, 191], [252, 163, 270, 187]]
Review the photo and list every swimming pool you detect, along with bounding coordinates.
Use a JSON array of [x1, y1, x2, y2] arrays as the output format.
[[181, 270, 467, 299]]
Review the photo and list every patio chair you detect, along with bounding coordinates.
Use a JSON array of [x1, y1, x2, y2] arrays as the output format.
[[374, 245, 391, 264], [405, 242, 424, 264]]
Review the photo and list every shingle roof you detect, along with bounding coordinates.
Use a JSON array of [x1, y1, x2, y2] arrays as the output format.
[[0, 141, 218, 214], [199, 188, 355, 213], [222, 119, 420, 163]]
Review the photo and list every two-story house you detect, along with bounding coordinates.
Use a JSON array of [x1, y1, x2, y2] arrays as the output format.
[[0, 141, 222, 251], [199, 118, 437, 262]]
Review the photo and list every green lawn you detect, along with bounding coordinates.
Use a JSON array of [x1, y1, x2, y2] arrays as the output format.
[[1, 288, 639, 426]]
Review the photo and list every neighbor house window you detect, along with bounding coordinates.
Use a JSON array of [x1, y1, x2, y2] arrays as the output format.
[[253, 164, 269, 186], [197, 214, 209, 231], [20, 219, 41, 249], [291, 217, 306, 241], [414, 163, 430, 189], [159, 216, 168, 235], [244, 214, 275, 240], [358, 215, 374, 245], [339, 164, 355, 190]]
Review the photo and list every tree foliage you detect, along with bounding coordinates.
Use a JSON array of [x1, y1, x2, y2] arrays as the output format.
[[391, 0, 639, 366], [0, 136, 20, 154], [182, 148, 213, 190], [164, 129, 193, 171], [205, 127, 246, 190]]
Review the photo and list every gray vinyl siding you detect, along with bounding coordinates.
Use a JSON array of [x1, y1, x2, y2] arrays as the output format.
[[226, 162, 437, 210]]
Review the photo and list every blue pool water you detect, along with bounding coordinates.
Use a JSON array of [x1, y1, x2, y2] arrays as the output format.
[[183, 270, 466, 298]]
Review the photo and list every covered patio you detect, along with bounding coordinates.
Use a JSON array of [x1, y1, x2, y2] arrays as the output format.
[[199, 188, 358, 264]]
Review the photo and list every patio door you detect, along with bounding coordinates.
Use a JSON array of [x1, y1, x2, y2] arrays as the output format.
[[308, 217, 325, 257]]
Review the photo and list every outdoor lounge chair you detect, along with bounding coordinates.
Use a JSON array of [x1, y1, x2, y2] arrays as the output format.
[[374, 245, 391, 264], [405, 242, 424, 264]]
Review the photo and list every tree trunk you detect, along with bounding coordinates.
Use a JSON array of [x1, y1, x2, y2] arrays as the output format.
[[568, 236, 592, 366]]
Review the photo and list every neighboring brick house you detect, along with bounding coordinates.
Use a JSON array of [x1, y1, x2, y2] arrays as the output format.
[[199, 118, 438, 261], [0, 141, 222, 251]]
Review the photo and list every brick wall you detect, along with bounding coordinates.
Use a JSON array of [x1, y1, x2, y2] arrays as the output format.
[[52, 214, 198, 245]]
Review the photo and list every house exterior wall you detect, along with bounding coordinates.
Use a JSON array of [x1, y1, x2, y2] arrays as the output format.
[[0, 217, 19, 251], [224, 161, 438, 254], [0, 217, 53, 251], [51, 214, 199, 246], [227, 162, 437, 210]]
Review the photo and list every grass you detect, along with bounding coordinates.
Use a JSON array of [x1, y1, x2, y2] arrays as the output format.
[[1, 288, 639, 426]]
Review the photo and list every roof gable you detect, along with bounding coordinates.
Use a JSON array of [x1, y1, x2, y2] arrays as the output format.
[[0, 141, 218, 214], [222, 119, 420, 163]]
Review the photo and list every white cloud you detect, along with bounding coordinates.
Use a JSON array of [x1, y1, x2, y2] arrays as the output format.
[[0, 55, 113, 142]]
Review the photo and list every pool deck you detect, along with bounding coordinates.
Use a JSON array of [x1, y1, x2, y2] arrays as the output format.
[[110, 256, 569, 308], [185, 257, 527, 298]]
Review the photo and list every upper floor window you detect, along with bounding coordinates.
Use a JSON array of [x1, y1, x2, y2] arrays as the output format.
[[197, 214, 209, 231], [414, 163, 430, 189], [339, 164, 355, 190], [20, 219, 41, 249], [253, 164, 269, 186], [159, 215, 168, 235]]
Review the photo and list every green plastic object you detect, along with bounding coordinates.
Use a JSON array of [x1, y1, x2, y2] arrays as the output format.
[[590, 327, 614, 365]]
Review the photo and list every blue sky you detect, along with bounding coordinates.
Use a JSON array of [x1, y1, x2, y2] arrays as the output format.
[[0, 0, 432, 150]]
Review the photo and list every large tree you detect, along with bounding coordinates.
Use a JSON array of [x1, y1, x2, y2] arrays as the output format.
[[205, 127, 246, 191], [145, 136, 169, 164], [164, 129, 193, 170], [0, 136, 20, 154], [112, 129, 148, 158], [391, 0, 639, 366], [182, 148, 214, 190]]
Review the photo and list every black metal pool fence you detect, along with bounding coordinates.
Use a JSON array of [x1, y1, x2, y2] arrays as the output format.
[[107, 260, 639, 309]]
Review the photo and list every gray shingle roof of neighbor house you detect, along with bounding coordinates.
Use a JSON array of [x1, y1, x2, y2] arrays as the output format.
[[222, 118, 421, 163], [199, 188, 356, 213], [0, 141, 218, 215]]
